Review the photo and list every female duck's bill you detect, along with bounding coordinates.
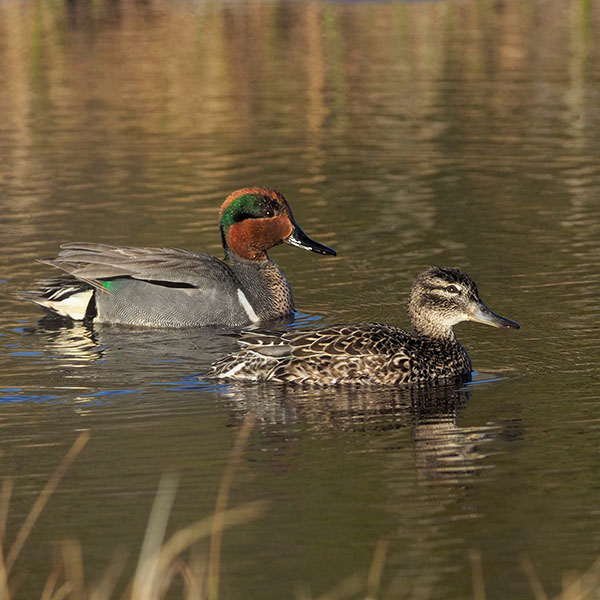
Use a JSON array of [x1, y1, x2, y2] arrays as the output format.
[[467, 299, 520, 329]]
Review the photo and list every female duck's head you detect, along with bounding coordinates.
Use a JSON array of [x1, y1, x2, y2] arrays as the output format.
[[408, 267, 520, 339]]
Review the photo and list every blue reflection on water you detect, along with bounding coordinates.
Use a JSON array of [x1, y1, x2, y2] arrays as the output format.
[[286, 311, 323, 329], [0, 393, 60, 403], [150, 374, 224, 393]]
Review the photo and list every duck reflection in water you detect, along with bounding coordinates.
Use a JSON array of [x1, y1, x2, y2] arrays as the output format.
[[20, 315, 242, 371], [216, 378, 515, 485]]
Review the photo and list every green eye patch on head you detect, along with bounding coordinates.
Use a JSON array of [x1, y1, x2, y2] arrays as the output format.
[[220, 193, 280, 231]]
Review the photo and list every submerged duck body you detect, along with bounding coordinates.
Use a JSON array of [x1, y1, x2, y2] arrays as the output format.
[[210, 267, 520, 386], [25, 188, 336, 327]]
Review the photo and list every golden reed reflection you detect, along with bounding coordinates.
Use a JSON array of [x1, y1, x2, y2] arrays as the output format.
[[2, 0, 598, 173]]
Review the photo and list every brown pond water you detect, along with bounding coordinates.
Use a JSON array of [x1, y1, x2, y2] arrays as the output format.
[[1, 0, 600, 598]]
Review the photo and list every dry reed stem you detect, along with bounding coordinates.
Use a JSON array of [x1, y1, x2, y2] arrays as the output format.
[[293, 541, 389, 600], [366, 540, 389, 600], [520, 556, 548, 600], [0, 480, 13, 543], [293, 582, 311, 600], [131, 412, 261, 600], [9, 427, 600, 600], [156, 560, 179, 599], [562, 571, 581, 600], [50, 582, 73, 600], [555, 556, 600, 600], [0, 543, 8, 600], [469, 549, 486, 600], [62, 539, 85, 599], [207, 413, 256, 600], [39, 561, 62, 600], [176, 560, 197, 599], [4, 432, 90, 575], [183, 549, 206, 600], [521, 553, 600, 600], [118, 578, 133, 600], [131, 473, 180, 600], [131, 498, 265, 600], [0, 479, 14, 599], [313, 573, 364, 600], [161, 500, 266, 568], [88, 547, 129, 600]]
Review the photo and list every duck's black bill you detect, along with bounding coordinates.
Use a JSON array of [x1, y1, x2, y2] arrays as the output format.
[[285, 224, 337, 256], [469, 300, 520, 330]]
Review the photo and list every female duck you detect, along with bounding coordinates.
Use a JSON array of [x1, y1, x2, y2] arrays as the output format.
[[25, 188, 336, 327], [210, 267, 519, 385]]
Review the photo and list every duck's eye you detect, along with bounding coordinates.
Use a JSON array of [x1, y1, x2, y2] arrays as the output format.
[[445, 285, 459, 294], [264, 208, 275, 218]]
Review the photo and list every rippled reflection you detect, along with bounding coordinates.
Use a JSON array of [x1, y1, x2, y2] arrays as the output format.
[[216, 379, 504, 486]]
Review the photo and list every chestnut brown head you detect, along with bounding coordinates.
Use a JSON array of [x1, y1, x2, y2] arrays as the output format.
[[219, 188, 336, 261]]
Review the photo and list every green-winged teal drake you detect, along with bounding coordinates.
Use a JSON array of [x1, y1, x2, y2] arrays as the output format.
[[25, 188, 336, 327], [210, 267, 519, 385]]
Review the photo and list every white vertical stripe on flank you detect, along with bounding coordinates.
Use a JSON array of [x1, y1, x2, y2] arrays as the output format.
[[237, 289, 260, 323]]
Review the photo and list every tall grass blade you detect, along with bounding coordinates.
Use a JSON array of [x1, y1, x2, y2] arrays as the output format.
[[88, 547, 129, 600], [61, 539, 85, 600], [207, 413, 256, 600], [131, 473, 179, 600], [5, 432, 90, 575], [366, 540, 389, 600], [0, 480, 13, 543], [469, 549, 486, 600], [520, 556, 548, 600]]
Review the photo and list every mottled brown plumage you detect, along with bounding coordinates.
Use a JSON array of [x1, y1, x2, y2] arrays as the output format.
[[210, 267, 520, 386]]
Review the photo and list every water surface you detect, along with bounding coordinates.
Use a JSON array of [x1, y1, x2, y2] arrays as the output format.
[[1, 0, 600, 598]]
